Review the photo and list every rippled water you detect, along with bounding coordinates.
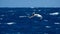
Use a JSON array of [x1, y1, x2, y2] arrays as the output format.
[[0, 8, 60, 34]]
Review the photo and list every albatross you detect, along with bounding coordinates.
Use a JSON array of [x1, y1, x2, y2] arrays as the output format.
[[28, 12, 43, 20]]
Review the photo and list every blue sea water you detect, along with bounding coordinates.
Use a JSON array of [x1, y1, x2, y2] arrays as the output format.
[[0, 8, 60, 34]]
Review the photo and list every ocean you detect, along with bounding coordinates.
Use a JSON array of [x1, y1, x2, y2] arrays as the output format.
[[0, 8, 60, 34]]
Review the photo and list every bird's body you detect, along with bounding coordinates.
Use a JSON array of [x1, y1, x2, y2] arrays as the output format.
[[28, 12, 43, 20], [34, 14, 42, 18]]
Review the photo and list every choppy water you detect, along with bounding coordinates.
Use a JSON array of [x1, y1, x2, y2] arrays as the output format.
[[0, 8, 60, 34]]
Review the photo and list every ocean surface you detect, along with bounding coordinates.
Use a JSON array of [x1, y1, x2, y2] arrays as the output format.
[[0, 8, 60, 34]]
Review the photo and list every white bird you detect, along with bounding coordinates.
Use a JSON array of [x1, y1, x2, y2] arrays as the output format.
[[19, 12, 43, 20], [28, 12, 43, 20]]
